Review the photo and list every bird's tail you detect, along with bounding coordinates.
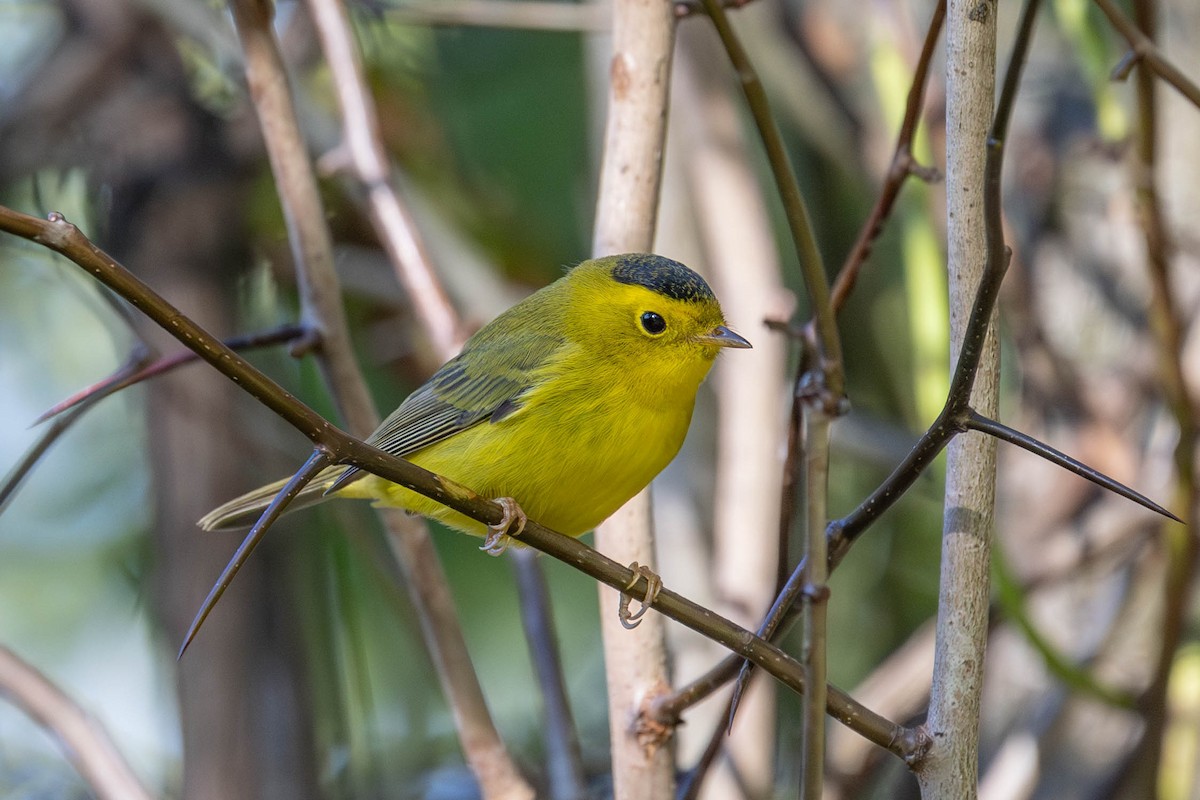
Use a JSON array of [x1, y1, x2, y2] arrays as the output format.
[[198, 466, 348, 531]]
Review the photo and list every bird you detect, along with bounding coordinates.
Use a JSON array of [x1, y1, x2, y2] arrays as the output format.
[[199, 253, 750, 553]]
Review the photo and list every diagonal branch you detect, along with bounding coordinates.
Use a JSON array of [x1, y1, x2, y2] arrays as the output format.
[[0, 348, 150, 516], [1094, 0, 1200, 110], [307, 0, 463, 361], [829, 0, 947, 313], [34, 325, 305, 425], [0, 645, 154, 800]]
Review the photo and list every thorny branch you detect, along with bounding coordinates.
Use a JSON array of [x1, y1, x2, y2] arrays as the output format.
[[0, 205, 928, 763]]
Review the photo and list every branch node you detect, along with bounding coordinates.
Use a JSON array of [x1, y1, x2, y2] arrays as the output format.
[[802, 582, 831, 603], [633, 681, 676, 756], [288, 327, 323, 358], [316, 142, 353, 177]]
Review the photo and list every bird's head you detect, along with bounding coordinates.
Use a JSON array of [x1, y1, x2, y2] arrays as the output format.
[[563, 253, 751, 390]]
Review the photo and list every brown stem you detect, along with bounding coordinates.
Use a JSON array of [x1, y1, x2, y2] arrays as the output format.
[[307, 0, 463, 361], [0, 645, 154, 800], [1094, 0, 1200, 110], [829, 0, 946, 313], [1109, 0, 1200, 794]]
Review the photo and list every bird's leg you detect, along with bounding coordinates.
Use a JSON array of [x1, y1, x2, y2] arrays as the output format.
[[618, 561, 663, 629], [479, 496, 527, 557]]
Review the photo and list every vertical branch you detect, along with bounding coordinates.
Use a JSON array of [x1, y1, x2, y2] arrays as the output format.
[[590, 0, 677, 796], [511, 549, 589, 800], [229, 0, 377, 433], [672, 25, 786, 797], [915, 1, 998, 798], [799, 387, 831, 798], [227, 3, 532, 797], [1114, 0, 1200, 794]]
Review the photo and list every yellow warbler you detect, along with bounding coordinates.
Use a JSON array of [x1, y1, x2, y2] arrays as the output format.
[[199, 253, 750, 545]]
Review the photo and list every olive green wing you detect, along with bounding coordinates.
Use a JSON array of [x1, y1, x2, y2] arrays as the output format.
[[327, 318, 565, 493]]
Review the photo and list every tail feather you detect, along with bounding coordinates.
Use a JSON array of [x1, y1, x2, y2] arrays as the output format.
[[198, 467, 345, 531]]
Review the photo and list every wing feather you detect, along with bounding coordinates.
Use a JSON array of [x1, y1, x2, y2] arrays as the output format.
[[327, 308, 566, 493]]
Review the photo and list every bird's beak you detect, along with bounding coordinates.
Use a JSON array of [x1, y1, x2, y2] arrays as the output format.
[[699, 325, 752, 349]]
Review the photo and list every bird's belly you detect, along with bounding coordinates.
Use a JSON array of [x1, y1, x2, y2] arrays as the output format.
[[352, 392, 695, 537]]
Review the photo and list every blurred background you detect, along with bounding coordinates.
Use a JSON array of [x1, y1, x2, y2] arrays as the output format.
[[1, 0, 1198, 798]]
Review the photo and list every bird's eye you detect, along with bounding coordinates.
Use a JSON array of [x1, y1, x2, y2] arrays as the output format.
[[640, 311, 666, 335]]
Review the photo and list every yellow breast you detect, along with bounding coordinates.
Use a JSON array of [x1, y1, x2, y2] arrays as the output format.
[[345, 346, 709, 537]]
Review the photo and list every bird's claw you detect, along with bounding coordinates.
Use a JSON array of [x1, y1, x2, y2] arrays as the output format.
[[618, 562, 663, 629], [480, 497, 527, 557]]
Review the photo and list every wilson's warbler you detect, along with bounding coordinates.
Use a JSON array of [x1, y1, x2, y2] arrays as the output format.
[[199, 253, 750, 547]]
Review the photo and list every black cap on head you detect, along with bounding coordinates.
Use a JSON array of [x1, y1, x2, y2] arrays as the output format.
[[610, 254, 716, 304]]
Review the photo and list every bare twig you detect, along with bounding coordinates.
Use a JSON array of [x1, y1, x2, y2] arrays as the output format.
[[829, 0, 946, 313], [308, 0, 463, 361], [699, 0, 845, 402], [0, 348, 149, 515], [1094, 0, 1200, 110], [0, 645, 155, 800], [34, 325, 304, 425], [179, 448, 333, 654], [966, 410, 1178, 521], [798, 376, 832, 799], [511, 549, 588, 800]]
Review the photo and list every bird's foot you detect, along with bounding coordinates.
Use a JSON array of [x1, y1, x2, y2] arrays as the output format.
[[479, 497, 527, 557], [618, 562, 663, 629]]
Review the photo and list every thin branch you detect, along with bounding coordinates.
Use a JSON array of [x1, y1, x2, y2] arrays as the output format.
[[308, 0, 463, 361], [699, 0, 845, 402], [511, 549, 588, 800], [829, 0, 946, 313], [0, 645, 155, 800], [0, 348, 149, 515], [0, 205, 930, 764], [34, 325, 304, 425], [1093, 0, 1200, 110], [798, 385, 832, 798], [179, 448, 333, 655]]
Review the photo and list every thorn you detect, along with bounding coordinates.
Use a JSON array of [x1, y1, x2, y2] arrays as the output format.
[[966, 410, 1183, 523], [1110, 50, 1140, 82]]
